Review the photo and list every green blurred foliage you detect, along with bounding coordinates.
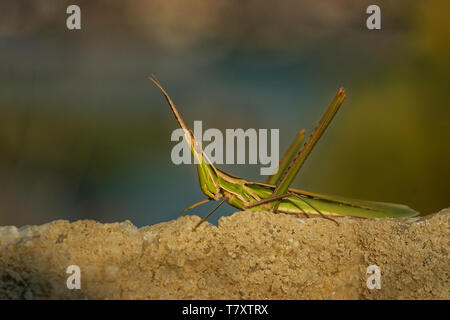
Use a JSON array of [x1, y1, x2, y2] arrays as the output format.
[[299, 1, 450, 215], [0, 0, 448, 225]]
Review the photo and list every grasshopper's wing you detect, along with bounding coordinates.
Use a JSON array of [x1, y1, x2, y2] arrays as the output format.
[[246, 182, 418, 218], [287, 188, 419, 218]]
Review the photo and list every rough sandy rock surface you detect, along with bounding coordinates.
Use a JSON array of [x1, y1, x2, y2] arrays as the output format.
[[0, 208, 448, 299]]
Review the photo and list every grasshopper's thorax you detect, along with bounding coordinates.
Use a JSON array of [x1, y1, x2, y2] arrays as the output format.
[[196, 158, 221, 199], [215, 173, 265, 210]]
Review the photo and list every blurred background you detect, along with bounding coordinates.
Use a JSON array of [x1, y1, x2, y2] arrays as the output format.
[[0, 0, 448, 227]]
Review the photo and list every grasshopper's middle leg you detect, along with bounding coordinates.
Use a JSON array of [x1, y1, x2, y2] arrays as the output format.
[[244, 193, 292, 209], [244, 193, 308, 217]]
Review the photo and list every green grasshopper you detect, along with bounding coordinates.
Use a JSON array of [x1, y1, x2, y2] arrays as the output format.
[[150, 75, 418, 229]]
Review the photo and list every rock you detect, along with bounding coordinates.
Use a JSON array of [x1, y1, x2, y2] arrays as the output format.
[[0, 208, 448, 299]]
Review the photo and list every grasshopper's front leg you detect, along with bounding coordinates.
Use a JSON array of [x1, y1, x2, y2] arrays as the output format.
[[179, 198, 213, 217]]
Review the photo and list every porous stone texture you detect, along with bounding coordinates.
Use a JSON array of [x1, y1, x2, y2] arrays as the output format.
[[0, 208, 448, 299]]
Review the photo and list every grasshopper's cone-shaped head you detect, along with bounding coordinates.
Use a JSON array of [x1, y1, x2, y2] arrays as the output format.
[[150, 75, 220, 199]]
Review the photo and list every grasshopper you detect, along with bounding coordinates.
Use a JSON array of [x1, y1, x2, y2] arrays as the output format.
[[150, 75, 418, 229]]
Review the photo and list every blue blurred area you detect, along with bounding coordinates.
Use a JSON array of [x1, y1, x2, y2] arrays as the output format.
[[0, 1, 448, 226]]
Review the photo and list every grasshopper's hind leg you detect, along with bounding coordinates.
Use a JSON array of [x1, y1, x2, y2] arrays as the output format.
[[244, 193, 338, 225], [266, 129, 305, 185], [289, 194, 339, 225]]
